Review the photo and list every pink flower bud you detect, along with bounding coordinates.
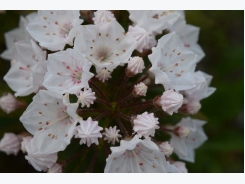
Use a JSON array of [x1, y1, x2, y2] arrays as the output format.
[[186, 100, 201, 114], [48, 163, 62, 173], [126, 57, 145, 77], [174, 126, 191, 138], [160, 89, 183, 115], [0, 93, 25, 114], [0, 133, 21, 155], [133, 82, 148, 96], [159, 141, 174, 156]]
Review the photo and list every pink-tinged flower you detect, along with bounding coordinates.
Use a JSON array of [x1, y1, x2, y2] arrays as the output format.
[[104, 135, 171, 173], [169, 117, 207, 162], [103, 126, 122, 145], [127, 25, 156, 53], [75, 117, 103, 147], [0, 93, 25, 114], [27, 10, 83, 51], [4, 40, 47, 97], [95, 67, 112, 82], [126, 56, 145, 77], [128, 10, 181, 34], [160, 89, 183, 115], [159, 141, 174, 157], [47, 163, 62, 173], [93, 10, 115, 24], [1, 12, 37, 60], [133, 82, 148, 97], [25, 139, 58, 172], [165, 160, 187, 173], [0, 133, 21, 156], [133, 112, 159, 138], [20, 90, 79, 154], [173, 161, 188, 173], [181, 71, 216, 114], [149, 32, 197, 91], [77, 88, 96, 108], [21, 136, 32, 153], [74, 19, 136, 71], [169, 19, 205, 62], [43, 49, 93, 95]]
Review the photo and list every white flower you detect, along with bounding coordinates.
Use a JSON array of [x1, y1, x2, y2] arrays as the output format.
[[77, 88, 96, 108], [127, 25, 156, 53], [128, 10, 181, 34], [133, 82, 148, 96], [126, 56, 145, 77], [170, 117, 208, 162], [21, 136, 32, 153], [181, 71, 216, 114], [3, 40, 47, 97], [149, 32, 197, 91], [0, 133, 21, 155], [182, 71, 216, 101], [43, 49, 93, 95], [93, 10, 115, 24], [25, 138, 58, 172], [0, 93, 24, 114], [104, 135, 170, 173], [47, 163, 62, 173], [165, 160, 187, 173], [20, 90, 79, 153], [74, 19, 136, 71], [173, 161, 188, 173], [160, 89, 183, 115], [159, 141, 174, 157], [26, 10, 83, 51], [75, 117, 103, 147], [1, 12, 37, 60], [95, 67, 112, 82], [133, 112, 159, 138], [103, 126, 122, 145], [169, 19, 205, 62]]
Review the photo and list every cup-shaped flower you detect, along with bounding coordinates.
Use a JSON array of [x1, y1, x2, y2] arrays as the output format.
[[104, 135, 171, 173], [74, 19, 136, 71], [43, 49, 93, 95], [20, 90, 79, 154], [26, 10, 83, 51], [25, 138, 58, 172], [160, 89, 183, 115], [149, 32, 197, 91], [127, 25, 156, 53], [1, 12, 37, 60], [4, 40, 47, 97], [170, 117, 207, 162], [74, 117, 103, 147], [133, 112, 159, 138], [128, 10, 180, 34], [0, 133, 21, 155], [169, 19, 205, 62]]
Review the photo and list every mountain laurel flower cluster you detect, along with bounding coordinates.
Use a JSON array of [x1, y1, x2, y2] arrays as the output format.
[[0, 10, 216, 173]]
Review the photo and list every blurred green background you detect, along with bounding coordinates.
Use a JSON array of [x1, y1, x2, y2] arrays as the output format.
[[0, 10, 243, 173]]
